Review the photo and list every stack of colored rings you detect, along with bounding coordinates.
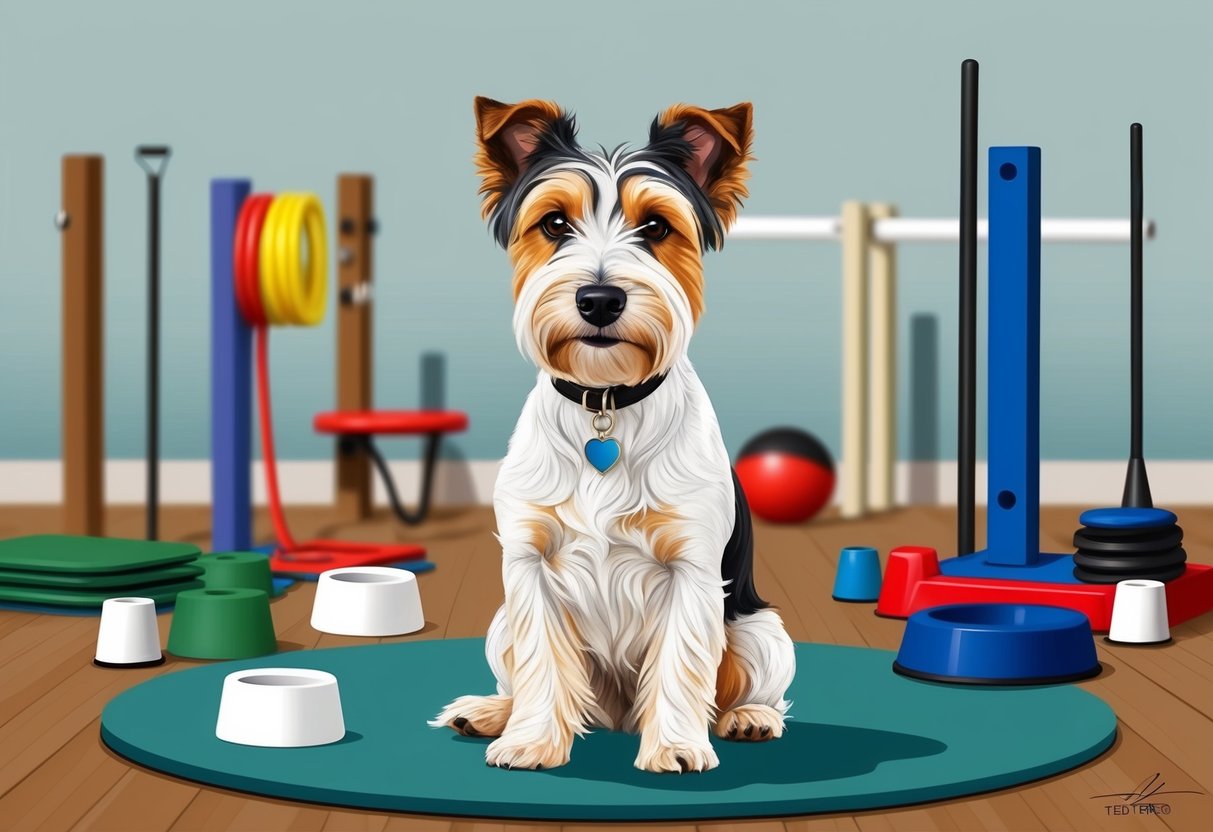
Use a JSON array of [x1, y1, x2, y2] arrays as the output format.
[[233, 193, 328, 328]]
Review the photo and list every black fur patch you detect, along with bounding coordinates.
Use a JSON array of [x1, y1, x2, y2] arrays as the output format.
[[489, 111, 595, 248], [722, 468, 768, 620], [622, 118, 725, 250], [487, 111, 724, 253]]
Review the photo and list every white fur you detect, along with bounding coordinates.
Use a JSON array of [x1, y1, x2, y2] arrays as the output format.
[[512, 155, 695, 387], [432, 147, 795, 773], [433, 358, 796, 772]]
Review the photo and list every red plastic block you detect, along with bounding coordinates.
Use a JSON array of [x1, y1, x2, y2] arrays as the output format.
[[876, 547, 941, 617], [876, 545, 1213, 632]]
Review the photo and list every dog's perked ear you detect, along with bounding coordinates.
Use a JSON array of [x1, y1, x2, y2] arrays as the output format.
[[473, 97, 574, 220], [648, 103, 754, 243]]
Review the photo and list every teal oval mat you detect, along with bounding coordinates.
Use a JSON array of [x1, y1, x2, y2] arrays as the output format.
[[101, 639, 1116, 821]]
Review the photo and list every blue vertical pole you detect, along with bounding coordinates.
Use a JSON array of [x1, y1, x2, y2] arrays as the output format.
[[211, 179, 252, 552], [986, 147, 1041, 566]]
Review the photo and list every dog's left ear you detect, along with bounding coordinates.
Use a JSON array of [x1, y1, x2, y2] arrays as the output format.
[[651, 103, 754, 233]]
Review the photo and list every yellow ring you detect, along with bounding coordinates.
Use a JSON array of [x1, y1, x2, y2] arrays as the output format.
[[300, 195, 328, 325], [258, 193, 327, 327], [272, 196, 303, 323], [257, 196, 288, 324]]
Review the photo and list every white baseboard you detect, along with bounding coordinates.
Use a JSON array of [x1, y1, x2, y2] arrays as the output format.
[[0, 459, 1208, 507]]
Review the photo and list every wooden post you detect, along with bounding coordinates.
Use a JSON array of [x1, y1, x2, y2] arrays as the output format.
[[335, 174, 374, 520], [61, 155, 105, 536], [840, 201, 870, 520], [868, 202, 898, 512]]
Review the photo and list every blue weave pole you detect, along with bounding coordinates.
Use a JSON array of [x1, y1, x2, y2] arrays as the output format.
[[210, 179, 252, 552], [985, 148, 1041, 566]]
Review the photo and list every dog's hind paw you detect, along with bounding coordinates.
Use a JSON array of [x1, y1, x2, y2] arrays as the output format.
[[635, 741, 719, 773], [428, 694, 512, 738], [714, 703, 784, 742]]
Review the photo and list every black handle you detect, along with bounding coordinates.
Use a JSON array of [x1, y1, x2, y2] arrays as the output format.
[[135, 145, 172, 178]]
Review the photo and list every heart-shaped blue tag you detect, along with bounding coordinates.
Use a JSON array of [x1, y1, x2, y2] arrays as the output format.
[[584, 437, 621, 473]]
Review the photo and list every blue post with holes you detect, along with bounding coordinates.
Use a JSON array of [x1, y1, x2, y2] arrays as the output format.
[[985, 147, 1041, 566], [210, 178, 252, 552]]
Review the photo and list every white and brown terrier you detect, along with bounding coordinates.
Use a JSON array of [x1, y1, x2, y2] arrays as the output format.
[[431, 97, 796, 774]]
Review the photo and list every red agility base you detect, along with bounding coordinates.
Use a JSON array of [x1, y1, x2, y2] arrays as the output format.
[[269, 539, 426, 576], [876, 546, 1213, 633]]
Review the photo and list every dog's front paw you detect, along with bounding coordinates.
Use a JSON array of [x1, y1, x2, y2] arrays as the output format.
[[429, 694, 512, 738], [714, 704, 785, 742], [635, 740, 719, 774], [485, 732, 570, 770]]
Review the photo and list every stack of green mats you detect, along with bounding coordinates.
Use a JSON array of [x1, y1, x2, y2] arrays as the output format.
[[0, 535, 204, 609]]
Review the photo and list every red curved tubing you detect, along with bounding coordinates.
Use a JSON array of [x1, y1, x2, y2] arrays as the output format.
[[254, 326, 298, 551]]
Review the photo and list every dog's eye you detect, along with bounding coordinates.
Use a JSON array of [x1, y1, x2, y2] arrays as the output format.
[[540, 212, 572, 239], [640, 216, 670, 242]]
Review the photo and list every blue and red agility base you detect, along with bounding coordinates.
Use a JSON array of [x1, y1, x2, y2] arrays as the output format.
[[875, 147, 1213, 632], [876, 547, 1213, 632]]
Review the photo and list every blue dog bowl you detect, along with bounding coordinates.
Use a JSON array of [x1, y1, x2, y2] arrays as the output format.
[[893, 604, 1101, 686]]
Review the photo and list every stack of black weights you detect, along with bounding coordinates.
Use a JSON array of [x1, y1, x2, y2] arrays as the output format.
[[1073, 507, 1186, 583]]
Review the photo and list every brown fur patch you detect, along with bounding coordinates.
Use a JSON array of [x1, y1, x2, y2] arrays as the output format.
[[620, 506, 687, 565], [619, 178, 705, 322], [657, 103, 754, 241], [545, 337, 657, 388], [507, 172, 592, 298], [473, 97, 565, 219], [520, 503, 561, 563], [714, 646, 749, 713]]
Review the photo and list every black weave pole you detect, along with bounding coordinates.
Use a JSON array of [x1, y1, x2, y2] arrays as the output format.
[[136, 145, 171, 541], [1122, 123, 1153, 508], [958, 60, 978, 555]]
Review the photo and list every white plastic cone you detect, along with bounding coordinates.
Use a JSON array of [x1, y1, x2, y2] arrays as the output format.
[[1107, 579, 1171, 645], [94, 597, 164, 667]]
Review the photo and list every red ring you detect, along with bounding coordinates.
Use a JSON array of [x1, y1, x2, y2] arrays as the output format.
[[233, 193, 274, 326], [233, 197, 257, 320]]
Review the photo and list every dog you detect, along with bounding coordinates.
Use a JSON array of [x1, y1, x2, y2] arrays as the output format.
[[430, 97, 796, 774]]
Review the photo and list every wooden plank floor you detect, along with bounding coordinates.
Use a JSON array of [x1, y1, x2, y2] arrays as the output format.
[[2, 504, 1212, 831]]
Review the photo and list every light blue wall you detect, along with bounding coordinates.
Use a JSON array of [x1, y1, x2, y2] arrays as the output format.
[[2, 0, 1210, 463]]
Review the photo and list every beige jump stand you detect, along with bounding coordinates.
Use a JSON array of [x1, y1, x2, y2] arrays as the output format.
[[59, 154, 105, 536], [727, 212, 1153, 521], [839, 202, 871, 519], [866, 202, 898, 514], [840, 201, 898, 520]]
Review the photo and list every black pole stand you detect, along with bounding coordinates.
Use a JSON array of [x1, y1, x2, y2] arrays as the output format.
[[136, 146, 171, 541], [1122, 123, 1153, 508], [958, 59, 979, 555]]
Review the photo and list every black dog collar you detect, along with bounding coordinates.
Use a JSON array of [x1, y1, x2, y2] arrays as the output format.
[[551, 373, 668, 411]]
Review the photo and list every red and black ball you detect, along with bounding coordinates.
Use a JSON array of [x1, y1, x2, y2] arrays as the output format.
[[735, 428, 836, 524]]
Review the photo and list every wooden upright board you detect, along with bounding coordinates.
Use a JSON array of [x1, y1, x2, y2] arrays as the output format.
[[335, 174, 375, 520], [61, 155, 104, 536]]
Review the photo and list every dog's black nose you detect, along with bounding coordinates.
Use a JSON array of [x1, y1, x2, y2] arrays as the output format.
[[575, 285, 627, 327]]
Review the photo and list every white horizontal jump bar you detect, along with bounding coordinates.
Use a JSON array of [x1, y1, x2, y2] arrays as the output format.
[[729, 216, 1156, 243]]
